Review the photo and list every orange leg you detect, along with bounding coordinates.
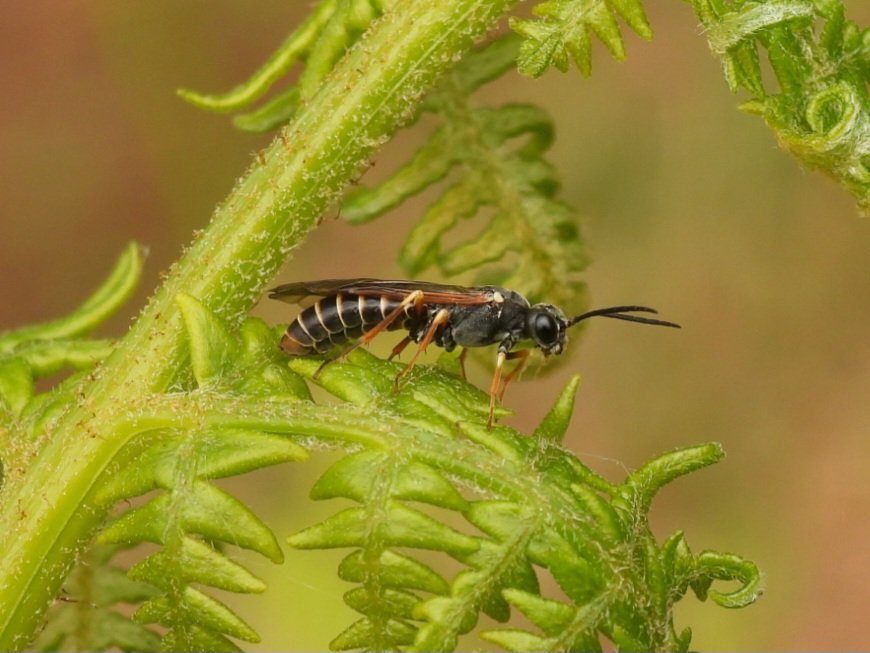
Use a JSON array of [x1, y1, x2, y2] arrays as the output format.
[[388, 336, 412, 361], [486, 350, 530, 429], [499, 349, 530, 401], [487, 352, 507, 430], [358, 290, 424, 346], [458, 348, 469, 380], [394, 309, 450, 391]]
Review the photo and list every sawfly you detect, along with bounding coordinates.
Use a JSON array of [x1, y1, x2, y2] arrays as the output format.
[[270, 278, 679, 428]]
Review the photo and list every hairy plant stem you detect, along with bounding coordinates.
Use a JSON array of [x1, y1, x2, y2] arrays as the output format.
[[0, 1, 517, 648]]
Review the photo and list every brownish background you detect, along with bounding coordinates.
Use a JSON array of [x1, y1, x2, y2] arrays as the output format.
[[2, 2, 869, 650]]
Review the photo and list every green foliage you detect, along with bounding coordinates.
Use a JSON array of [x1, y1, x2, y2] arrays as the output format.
[[509, 0, 868, 210], [0, 258, 760, 651], [510, 0, 653, 77], [0, 282, 304, 651], [1, 1, 822, 650], [282, 347, 761, 651], [4, 4, 525, 647], [687, 0, 870, 210], [32, 545, 161, 653], [178, 0, 392, 131], [0, 243, 141, 418], [342, 36, 589, 310], [185, 30, 590, 311], [88, 296, 308, 651]]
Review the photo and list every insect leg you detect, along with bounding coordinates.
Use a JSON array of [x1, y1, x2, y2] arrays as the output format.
[[458, 348, 469, 380], [498, 350, 530, 401], [394, 308, 450, 392], [359, 290, 425, 347], [487, 351, 507, 430], [388, 336, 413, 361], [486, 339, 523, 429]]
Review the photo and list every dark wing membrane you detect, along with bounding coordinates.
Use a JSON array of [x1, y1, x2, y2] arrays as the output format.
[[268, 279, 380, 306], [269, 278, 491, 306]]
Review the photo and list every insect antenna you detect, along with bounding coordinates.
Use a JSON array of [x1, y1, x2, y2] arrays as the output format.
[[566, 306, 681, 329]]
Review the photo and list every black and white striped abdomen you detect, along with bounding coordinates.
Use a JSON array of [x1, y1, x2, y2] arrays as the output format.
[[279, 293, 419, 355]]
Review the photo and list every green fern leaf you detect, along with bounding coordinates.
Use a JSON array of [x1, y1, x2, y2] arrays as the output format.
[[533, 374, 581, 444], [95, 429, 305, 506], [128, 538, 267, 594], [338, 549, 450, 595], [289, 501, 479, 555], [341, 37, 589, 311], [178, 292, 243, 384], [272, 349, 761, 651], [160, 625, 243, 653], [178, 0, 391, 130], [510, 0, 653, 77], [329, 617, 417, 651], [98, 481, 283, 562], [310, 451, 468, 510], [135, 588, 260, 643], [31, 545, 161, 653], [77, 305, 760, 652], [344, 586, 421, 620], [0, 359, 33, 418], [0, 244, 142, 419], [482, 627, 563, 653], [418, 508, 579, 649], [688, 0, 870, 210], [81, 302, 311, 650], [456, 538, 541, 622], [500, 588, 583, 634], [486, 589, 606, 651]]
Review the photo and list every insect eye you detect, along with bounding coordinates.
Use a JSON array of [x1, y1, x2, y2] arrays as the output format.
[[533, 313, 559, 345]]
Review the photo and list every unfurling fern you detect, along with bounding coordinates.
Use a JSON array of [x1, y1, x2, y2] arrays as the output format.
[[512, 0, 868, 210], [690, 0, 870, 211]]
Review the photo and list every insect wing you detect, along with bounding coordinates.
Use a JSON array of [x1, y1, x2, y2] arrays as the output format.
[[348, 280, 492, 305], [268, 279, 379, 306], [269, 279, 491, 306]]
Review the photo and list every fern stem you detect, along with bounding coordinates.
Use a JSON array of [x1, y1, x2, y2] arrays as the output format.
[[0, 1, 520, 648]]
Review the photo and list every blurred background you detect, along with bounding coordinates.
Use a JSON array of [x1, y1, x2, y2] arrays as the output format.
[[2, 2, 869, 650]]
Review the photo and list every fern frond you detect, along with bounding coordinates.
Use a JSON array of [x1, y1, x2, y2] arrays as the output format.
[[0, 243, 142, 418], [93, 436, 294, 651], [0, 243, 143, 354], [1, 245, 143, 490], [31, 545, 160, 653], [687, 0, 869, 210], [508, 0, 868, 210], [178, 0, 391, 131], [510, 0, 653, 77], [343, 36, 589, 310], [258, 348, 763, 651], [77, 299, 761, 651], [85, 297, 308, 651]]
